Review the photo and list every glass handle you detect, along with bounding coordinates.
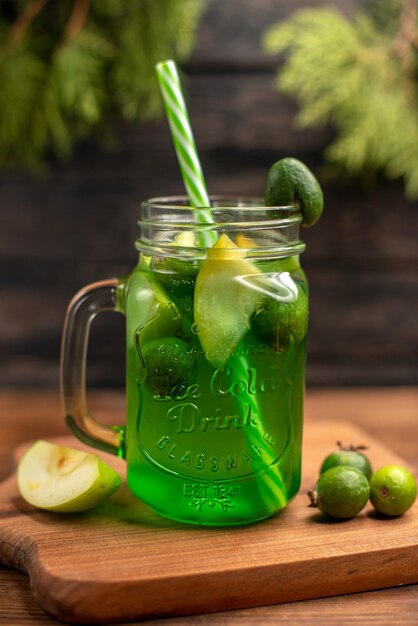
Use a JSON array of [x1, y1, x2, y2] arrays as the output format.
[[60, 279, 125, 457]]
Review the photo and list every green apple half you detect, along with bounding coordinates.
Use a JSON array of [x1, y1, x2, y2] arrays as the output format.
[[17, 440, 122, 513]]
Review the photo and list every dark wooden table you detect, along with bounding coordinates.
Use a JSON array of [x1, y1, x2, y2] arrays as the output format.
[[0, 388, 417, 625]]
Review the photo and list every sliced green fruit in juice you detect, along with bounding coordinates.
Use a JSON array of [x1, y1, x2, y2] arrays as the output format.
[[150, 231, 200, 300], [126, 269, 182, 345], [252, 282, 308, 350], [151, 257, 199, 300], [194, 233, 264, 368], [141, 337, 195, 396], [174, 230, 196, 247]]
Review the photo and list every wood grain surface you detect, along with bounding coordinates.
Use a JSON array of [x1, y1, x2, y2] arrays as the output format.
[[0, 388, 417, 625], [0, 416, 417, 624]]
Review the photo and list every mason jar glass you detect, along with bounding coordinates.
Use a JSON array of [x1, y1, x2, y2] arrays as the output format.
[[61, 196, 308, 525]]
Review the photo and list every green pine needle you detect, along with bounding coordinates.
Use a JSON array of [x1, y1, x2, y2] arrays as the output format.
[[111, 0, 207, 121], [0, 0, 208, 169], [263, 5, 418, 199], [0, 48, 47, 169]]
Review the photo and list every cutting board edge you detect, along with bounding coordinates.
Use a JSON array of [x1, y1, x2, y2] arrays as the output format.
[[29, 542, 418, 624]]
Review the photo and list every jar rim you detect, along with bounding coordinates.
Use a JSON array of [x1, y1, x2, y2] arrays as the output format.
[[142, 195, 300, 213], [137, 195, 305, 259]]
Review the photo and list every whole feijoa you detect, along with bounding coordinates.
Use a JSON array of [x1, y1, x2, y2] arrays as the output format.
[[264, 157, 324, 227], [320, 442, 373, 480], [141, 337, 195, 397], [308, 466, 370, 520], [252, 286, 308, 351], [369, 465, 417, 517]]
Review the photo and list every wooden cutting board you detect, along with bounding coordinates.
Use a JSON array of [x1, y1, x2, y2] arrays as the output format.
[[0, 420, 417, 624]]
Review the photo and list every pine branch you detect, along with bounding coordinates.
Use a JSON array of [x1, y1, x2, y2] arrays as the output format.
[[111, 0, 208, 121], [63, 0, 90, 41], [392, 0, 418, 61], [263, 4, 418, 200], [0, 0, 209, 169], [6, 0, 48, 49]]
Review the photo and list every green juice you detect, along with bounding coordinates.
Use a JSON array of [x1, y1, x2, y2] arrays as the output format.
[[124, 253, 308, 525]]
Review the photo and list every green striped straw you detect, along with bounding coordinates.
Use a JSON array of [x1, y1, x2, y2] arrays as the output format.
[[156, 59, 217, 247], [156, 59, 287, 512]]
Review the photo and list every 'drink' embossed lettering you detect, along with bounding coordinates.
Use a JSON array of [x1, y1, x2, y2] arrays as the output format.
[[167, 403, 259, 434]]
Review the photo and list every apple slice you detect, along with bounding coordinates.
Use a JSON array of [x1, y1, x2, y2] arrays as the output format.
[[194, 233, 264, 369], [17, 440, 122, 513]]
